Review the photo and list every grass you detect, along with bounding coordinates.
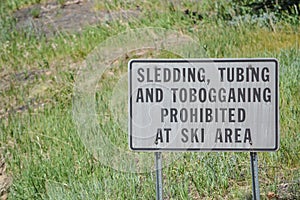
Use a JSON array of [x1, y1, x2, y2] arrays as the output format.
[[0, 0, 299, 199]]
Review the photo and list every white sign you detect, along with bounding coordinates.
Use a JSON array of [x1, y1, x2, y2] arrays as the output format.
[[128, 59, 279, 151]]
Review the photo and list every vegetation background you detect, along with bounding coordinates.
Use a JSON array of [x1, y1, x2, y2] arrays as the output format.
[[0, 0, 299, 199]]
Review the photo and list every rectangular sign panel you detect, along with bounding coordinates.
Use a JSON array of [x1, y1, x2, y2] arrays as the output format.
[[128, 59, 279, 151]]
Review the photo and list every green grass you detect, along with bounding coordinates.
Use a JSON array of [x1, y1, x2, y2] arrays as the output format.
[[0, 0, 299, 199]]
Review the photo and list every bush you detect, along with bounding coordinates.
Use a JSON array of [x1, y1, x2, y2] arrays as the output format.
[[215, 0, 299, 25]]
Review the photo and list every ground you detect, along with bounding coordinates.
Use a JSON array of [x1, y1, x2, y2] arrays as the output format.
[[14, 0, 141, 38], [2, 0, 138, 199], [0, 0, 299, 199]]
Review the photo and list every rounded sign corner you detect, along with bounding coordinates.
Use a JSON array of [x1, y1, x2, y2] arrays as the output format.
[[129, 143, 135, 151], [272, 58, 279, 64], [128, 59, 134, 69], [273, 143, 280, 152]]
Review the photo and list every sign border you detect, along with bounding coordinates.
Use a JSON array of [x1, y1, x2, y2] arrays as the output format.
[[128, 58, 279, 152]]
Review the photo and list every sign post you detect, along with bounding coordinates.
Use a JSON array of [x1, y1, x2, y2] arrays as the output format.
[[128, 58, 279, 198], [250, 152, 260, 200], [155, 152, 163, 200]]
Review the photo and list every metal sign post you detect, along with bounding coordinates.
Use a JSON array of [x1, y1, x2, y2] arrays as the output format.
[[155, 152, 163, 200], [250, 152, 260, 200]]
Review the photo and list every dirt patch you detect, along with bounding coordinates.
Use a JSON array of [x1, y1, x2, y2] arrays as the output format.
[[0, 68, 53, 119], [14, 0, 142, 38], [0, 155, 12, 200]]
